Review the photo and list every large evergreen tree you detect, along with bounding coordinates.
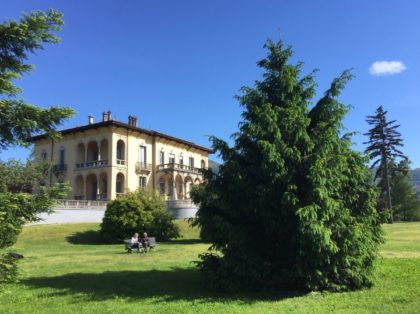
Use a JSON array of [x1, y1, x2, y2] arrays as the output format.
[[0, 9, 74, 150], [192, 40, 382, 292], [0, 9, 74, 282], [364, 106, 407, 223]]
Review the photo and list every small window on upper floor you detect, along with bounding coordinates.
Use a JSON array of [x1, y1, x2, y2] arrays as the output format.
[[189, 157, 194, 169], [201, 160, 205, 169]]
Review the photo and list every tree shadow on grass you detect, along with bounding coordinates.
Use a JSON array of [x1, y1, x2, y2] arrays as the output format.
[[66, 230, 108, 245], [22, 267, 306, 303], [167, 238, 204, 245]]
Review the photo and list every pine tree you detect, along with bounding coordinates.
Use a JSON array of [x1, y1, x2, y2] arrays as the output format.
[[391, 160, 420, 221], [191, 40, 382, 292], [364, 106, 407, 223], [0, 9, 74, 282]]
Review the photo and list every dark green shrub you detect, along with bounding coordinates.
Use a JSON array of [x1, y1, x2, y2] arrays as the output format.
[[0, 254, 18, 283], [100, 191, 179, 242]]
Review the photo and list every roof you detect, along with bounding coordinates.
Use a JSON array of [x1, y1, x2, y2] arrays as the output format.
[[30, 120, 213, 153]]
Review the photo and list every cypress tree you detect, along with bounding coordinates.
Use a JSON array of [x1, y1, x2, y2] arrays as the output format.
[[192, 40, 382, 292], [364, 106, 407, 223]]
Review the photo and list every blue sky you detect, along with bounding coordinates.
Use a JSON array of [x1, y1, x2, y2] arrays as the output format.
[[2, 1, 420, 167]]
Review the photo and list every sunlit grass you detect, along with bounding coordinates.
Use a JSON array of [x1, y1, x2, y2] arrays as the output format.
[[0, 221, 419, 313]]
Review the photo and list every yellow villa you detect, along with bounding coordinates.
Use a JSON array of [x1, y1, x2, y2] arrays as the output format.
[[31, 111, 211, 215]]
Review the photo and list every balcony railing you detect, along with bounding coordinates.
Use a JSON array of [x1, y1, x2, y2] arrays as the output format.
[[52, 164, 67, 172], [96, 193, 108, 201], [156, 163, 203, 174], [116, 159, 126, 165], [135, 162, 152, 173], [54, 199, 108, 209], [75, 160, 108, 169]]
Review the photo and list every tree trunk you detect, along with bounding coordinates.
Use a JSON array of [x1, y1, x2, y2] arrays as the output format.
[[383, 158, 393, 223]]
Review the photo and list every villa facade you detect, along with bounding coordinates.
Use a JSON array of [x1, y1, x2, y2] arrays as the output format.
[[31, 112, 211, 203]]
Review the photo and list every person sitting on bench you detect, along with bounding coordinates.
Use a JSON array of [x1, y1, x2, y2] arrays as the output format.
[[141, 232, 150, 252], [130, 232, 141, 252]]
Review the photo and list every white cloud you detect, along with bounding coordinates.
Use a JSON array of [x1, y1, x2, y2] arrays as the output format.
[[369, 61, 406, 76]]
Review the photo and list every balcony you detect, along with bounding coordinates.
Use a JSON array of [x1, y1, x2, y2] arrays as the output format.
[[135, 162, 152, 174], [75, 160, 108, 169], [52, 164, 67, 173], [156, 163, 202, 174], [116, 159, 126, 166]]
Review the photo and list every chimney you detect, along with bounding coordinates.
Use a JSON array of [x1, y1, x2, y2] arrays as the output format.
[[102, 111, 108, 122], [88, 114, 94, 125], [108, 110, 112, 120], [128, 115, 138, 127]]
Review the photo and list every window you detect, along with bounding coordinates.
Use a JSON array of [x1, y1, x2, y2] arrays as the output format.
[[59, 148, 65, 165], [139, 145, 147, 165], [139, 176, 147, 191], [159, 151, 165, 165], [117, 146, 122, 159], [179, 156, 184, 169], [189, 157, 194, 169], [41, 149, 47, 160], [201, 159, 205, 169], [159, 179, 165, 194], [169, 153, 175, 165]]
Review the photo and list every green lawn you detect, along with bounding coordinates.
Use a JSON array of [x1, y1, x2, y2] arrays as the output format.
[[1, 221, 419, 313]]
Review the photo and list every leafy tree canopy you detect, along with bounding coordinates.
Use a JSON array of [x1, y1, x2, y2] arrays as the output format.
[[0, 9, 74, 282], [0, 9, 74, 150], [192, 39, 382, 292]]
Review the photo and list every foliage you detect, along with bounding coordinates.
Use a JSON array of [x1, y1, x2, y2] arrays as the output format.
[[0, 254, 18, 284], [391, 161, 420, 221], [191, 39, 382, 292], [0, 9, 74, 282], [0, 9, 75, 150], [100, 191, 180, 242], [0, 159, 50, 193], [364, 106, 407, 222]]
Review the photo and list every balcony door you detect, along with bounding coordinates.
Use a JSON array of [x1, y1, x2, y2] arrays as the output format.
[[169, 154, 175, 166], [139, 145, 146, 166]]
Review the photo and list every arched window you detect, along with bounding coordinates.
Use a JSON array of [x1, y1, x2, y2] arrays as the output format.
[[201, 159, 205, 169]]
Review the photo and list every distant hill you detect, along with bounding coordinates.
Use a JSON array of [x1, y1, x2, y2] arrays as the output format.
[[208, 160, 221, 174], [413, 168, 420, 192], [412, 168, 420, 182]]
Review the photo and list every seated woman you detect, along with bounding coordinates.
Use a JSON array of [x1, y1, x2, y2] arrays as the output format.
[[141, 232, 150, 252], [130, 232, 141, 252]]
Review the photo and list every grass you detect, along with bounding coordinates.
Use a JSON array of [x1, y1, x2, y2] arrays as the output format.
[[0, 221, 419, 313]]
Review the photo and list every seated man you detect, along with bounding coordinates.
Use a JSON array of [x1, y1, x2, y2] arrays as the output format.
[[130, 232, 141, 252], [141, 232, 150, 252]]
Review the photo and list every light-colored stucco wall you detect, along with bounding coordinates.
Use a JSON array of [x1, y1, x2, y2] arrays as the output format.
[[33, 122, 209, 201]]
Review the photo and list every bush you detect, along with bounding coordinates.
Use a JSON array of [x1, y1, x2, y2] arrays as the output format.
[[0, 254, 18, 283], [100, 191, 180, 242]]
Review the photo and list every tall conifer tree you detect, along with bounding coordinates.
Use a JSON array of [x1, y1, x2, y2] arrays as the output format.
[[364, 106, 407, 223], [192, 40, 382, 292]]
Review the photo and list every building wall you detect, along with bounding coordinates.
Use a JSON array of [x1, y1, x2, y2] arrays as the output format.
[[33, 123, 209, 201]]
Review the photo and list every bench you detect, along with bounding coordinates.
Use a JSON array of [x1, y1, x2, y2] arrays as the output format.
[[124, 237, 157, 253]]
